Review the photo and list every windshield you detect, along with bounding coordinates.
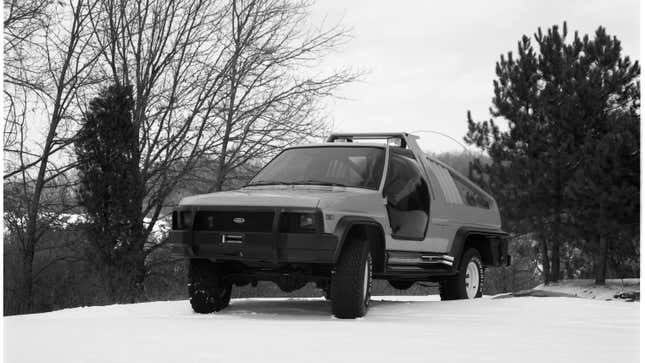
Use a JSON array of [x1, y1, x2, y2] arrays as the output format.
[[248, 147, 386, 190]]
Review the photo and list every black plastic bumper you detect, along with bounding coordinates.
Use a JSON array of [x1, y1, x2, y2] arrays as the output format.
[[170, 230, 338, 264]]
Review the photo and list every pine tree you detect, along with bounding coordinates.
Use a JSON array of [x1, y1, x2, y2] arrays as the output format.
[[75, 83, 146, 302], [566, 112, 639, 284], [465, 23, 639, 283]]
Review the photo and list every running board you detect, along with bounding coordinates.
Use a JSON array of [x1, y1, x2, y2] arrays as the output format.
[[387, 252, 455, 267]]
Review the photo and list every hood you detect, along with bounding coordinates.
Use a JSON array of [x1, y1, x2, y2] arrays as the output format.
[[178, 186, 376, 209]]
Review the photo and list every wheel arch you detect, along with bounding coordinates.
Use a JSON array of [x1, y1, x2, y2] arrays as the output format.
[[450, 227, 509, 269], [333, 217, 386, 274]]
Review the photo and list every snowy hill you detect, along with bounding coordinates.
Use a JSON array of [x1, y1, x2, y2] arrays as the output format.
[[4, 295, 638, 363]]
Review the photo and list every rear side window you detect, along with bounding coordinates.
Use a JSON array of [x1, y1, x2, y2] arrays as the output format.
[[425, 159, 462, 204], [425, 158, 490, 209], [450, 172, 490, 209]]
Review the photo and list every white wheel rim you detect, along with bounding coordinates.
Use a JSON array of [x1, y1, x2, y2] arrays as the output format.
[[362, 259, 369, 301], [465, 260, 480, 299]]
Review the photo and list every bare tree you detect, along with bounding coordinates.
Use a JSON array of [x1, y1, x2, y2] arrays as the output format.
[[3, 0, 102, 313], [89, 0, 356, 292], [3, 0, 52, 152], [4, 0, 356, 308], [209, 0, 356, 192], [4, 0, 52, 86], [85, 0, 232, 296]]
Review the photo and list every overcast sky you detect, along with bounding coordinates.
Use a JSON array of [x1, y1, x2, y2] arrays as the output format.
[[310, 0, 640, 153]]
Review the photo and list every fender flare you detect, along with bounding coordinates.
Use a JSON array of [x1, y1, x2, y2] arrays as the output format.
[[332, 216, 386, 266], [449, 227, 509, 269]]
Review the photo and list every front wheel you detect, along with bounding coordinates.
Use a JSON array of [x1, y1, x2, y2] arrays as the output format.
[[188, 259, 232, 313], [439, 248, 484, 300], [331, 238, 372, 319]]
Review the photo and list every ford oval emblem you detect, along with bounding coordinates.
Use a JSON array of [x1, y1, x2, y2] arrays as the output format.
[[233, 217, 245, 224]]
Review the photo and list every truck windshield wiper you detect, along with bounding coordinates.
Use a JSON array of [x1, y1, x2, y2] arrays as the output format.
[[290, 179, 348, 187], [246, 181, 293, 187], [247, 180, 348, 187]]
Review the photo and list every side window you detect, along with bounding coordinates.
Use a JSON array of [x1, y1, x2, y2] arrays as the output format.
[[383, 153, 430, 239], [426, 157, 491, 209], [425, 158, 462, 204], [451, 172, 490, 209]]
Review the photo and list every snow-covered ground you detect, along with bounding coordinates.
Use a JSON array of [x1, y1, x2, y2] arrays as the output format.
[[492, 278, 641, 302], [535, 278, 640, 301], [4, 295, 639, 363]]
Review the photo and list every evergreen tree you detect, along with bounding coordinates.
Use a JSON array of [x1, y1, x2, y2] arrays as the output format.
[[75, 83, 146, 302], [566, 111, 639, 284], [465, 23, 639, 283]]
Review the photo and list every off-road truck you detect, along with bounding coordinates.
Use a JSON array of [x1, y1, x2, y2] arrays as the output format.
[[170, 132, 509, 318]]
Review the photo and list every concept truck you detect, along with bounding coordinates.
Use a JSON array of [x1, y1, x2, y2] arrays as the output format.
[[170, 132, 509, 318]]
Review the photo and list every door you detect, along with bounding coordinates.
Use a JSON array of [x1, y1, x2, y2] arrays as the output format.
[[382, 151, 430, 240]]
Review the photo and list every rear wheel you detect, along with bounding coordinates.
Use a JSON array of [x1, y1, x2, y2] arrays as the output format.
[[188, 259, 232, 313], [439, 248, 484, 300], [331, 238, 372, 319]]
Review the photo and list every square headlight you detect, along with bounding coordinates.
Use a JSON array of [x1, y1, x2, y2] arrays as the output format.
[[279, 212, 318, 233], [299, 214, 316, 229]]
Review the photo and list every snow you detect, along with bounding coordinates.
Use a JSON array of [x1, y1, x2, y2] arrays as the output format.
[[534, 278, 640, 301], [58, 213, 88, 226], [143, 216, 170, 243], [4, 295, 639, 363], [492, 279, 641, 302]]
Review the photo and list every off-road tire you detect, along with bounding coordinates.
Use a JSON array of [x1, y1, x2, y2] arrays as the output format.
[[188, 259, 232, 313], [439, 248, 484, 300], [388, 280, 415, 290], [331, 238, 372, 319]]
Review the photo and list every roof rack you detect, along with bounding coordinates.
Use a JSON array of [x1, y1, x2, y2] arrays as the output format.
[[326, 132, 419, 148]]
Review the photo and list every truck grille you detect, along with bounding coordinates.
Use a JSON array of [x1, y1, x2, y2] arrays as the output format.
[[193, 211, 274, 232]]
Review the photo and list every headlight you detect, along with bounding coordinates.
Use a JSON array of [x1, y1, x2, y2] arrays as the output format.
[[299, 214, 315, 229], [279, 212, 319, 233]]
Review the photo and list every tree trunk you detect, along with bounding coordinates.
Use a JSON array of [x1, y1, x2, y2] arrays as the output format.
[[129, 252, 147, 302], [104, 245, 147, 304], [20, 250, 35, 314], [18, 44, 70, 314], [594, 235, 609, 285], [550, 239, 561, 282], [541, 238, 551, 284], [549, 204, 563, 282], [565, 258, 574, 279]]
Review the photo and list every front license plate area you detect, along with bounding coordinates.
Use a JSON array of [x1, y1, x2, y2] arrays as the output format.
[[221, 233, 244, 244]]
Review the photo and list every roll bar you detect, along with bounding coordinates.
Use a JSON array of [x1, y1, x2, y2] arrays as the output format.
[[326, 132, 420, 149]]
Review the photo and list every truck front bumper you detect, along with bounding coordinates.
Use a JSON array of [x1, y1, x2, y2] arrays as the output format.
[[170, 230, 338, 264]]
